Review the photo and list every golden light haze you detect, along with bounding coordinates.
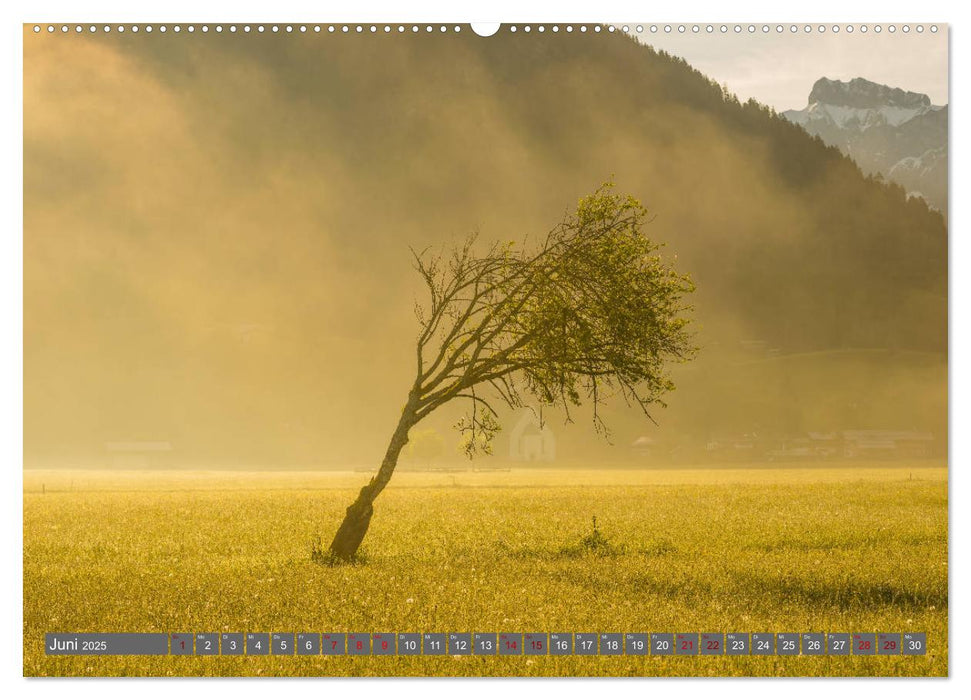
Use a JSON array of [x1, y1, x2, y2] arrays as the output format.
[[24, 29, 947, 468]]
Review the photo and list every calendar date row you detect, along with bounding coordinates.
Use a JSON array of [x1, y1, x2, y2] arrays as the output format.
[[46, 632, 926, 656]]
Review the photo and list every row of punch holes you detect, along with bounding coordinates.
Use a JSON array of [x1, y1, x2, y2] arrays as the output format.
[[32, 24, 940, 35]]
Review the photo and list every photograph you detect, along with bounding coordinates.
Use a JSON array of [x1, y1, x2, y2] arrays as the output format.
[[22, 19, 948, 678]]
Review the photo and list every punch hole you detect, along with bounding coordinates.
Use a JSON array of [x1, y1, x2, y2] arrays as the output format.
[[471, 23, 500, 37]]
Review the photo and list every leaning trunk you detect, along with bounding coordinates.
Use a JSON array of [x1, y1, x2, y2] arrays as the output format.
[[328, 402, 416, 561]]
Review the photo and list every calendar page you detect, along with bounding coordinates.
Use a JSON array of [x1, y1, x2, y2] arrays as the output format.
[[22, 20, 948, 678]]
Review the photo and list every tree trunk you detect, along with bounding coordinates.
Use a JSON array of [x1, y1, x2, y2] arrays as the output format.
[[328, 399, 417, 561]]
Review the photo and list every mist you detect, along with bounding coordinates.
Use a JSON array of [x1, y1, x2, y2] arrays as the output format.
[[23, 29, 947, 468]]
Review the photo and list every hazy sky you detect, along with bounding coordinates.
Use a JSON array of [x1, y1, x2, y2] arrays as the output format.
[[638, 27, 949, 111]]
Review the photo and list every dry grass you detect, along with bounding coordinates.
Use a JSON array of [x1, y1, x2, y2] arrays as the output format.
[[23, 464, 947, 677]]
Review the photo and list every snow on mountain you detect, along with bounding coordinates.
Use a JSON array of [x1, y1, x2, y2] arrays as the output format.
[[890, 147, 947, 180], [788, 101, 934, 130], [783, 77, 947, 212]]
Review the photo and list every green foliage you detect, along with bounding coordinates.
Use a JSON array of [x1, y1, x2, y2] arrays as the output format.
[[411, 183, 696, 455], [514, 184, 696, 425], [404, 428, 446, 463]]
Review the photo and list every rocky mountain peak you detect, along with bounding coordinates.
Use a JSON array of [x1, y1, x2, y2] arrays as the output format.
[[808, 77, 931, 110]]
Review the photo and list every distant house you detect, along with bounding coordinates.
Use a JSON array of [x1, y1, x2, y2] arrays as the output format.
[[765, 430, 935, 461], [509, 410, 555, 462], [769, 432, 842, 460], [841, 430, 934, 459], [705, 432, 762, 460], [631, 436, 656, 458], [807, 432, 842, 458], [104, 441, 173, 469], [766, 436, 814, 461]]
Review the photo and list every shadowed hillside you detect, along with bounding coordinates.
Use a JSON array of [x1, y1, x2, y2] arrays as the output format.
[[24, 27, 947, 466]]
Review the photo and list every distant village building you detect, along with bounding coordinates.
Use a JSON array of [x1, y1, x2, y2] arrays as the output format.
[[764, 430, 935, 461], [806, 432, 842, 458], [631, 436, 656, 458], [705, 432, 762, 460], [840, 430, 934, 459], [104, 441, 173, 469], [509, 410, 556, 462]]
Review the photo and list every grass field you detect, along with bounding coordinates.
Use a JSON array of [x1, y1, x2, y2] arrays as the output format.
[[23, 464, 948, 677]]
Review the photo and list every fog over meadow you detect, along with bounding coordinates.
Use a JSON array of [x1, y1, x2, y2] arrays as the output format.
[[24, 29, 946, 468]]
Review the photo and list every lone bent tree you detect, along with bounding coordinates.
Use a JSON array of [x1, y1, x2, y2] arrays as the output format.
[[326, 184, 696, 561]]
